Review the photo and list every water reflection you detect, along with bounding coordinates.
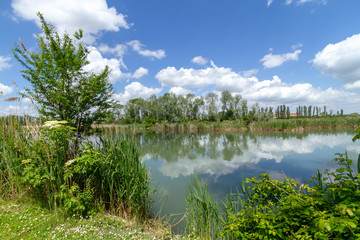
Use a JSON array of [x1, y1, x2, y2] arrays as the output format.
[[103, 130, 360, 232], [135, 131, 360, 179]]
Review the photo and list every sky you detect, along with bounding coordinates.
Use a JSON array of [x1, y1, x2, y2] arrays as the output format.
[[0, 0, 360, 115]]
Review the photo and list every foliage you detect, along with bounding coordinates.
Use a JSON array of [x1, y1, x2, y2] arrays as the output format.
[[0, 117, 152, 220], [182, 130, 360, 239], [13, 12, 114, 137], [222, 153, 360, 239], [186, 173, 221, 240], [61, 137, 152, 219]]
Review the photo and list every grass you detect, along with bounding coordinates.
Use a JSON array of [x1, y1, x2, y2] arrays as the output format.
[[0, 200, 186, 240], [185, 173, 221, 240], [95, 115, 360, 133], [250, 115, 360, 131]]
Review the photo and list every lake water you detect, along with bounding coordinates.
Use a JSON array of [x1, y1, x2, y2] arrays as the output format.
[[107, 130, 360, 231]]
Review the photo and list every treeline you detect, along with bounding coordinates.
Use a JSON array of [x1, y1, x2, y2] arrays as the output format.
[[104, 90, 344, 124]]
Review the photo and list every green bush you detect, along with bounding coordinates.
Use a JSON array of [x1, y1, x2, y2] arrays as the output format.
[[0, 117, 152, 220], [222, 153, 360, 239]]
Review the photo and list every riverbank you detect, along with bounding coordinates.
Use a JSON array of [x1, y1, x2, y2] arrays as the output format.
[[0, 200, 185, 240], [95, 115, 360, 133]]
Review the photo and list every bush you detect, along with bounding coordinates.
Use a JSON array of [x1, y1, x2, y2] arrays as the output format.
[[222, 153, 360, 239], [0, 117, 152, 220]]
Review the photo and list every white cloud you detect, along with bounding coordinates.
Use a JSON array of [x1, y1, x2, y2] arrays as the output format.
[[191, 56, 208, 65], [11, 0, 130, 44], [241, 69, 259, 77], [345, 81, 360, 90], [84, 46, 127, 83], [0, 56, 12, 71], [156, 63, 360, 112], [98, 43, 127, 58], [132, 67, 148, 79], [268, 0, 274, 6], [83, 47, 148, 82], [312, 33, 360, 88], [291, 43, 303, 50], [113, 82, 162, 104], [260, 49, 302, 68], [169, 87, 192, 96], [0, 83, 13, 95], [127, 40, 166, 59]]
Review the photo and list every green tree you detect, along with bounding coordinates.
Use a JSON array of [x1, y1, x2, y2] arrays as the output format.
[[13, 13, 114, 140], [206, 92, 218, 121]]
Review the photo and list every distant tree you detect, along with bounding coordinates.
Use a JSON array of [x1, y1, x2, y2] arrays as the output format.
[[220, 90, 234, 120], [286, 106, 290, 119], [206, 92, 218, 121], [13, 13, 114, 141]]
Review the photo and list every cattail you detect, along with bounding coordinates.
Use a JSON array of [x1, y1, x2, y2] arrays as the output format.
[[19, 38, 27, 52], [4, 97, 19, 102]]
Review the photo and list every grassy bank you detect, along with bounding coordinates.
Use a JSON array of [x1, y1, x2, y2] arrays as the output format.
[[0, 116, 183, 239], [0, 200, 184, 240], [250, 115, 360, 132], [95, 115, 360, 133]]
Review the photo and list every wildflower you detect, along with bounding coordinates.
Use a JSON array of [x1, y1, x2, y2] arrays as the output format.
[[43, 120, 68, 129]]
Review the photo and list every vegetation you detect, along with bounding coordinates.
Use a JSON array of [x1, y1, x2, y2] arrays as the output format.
[[184, 131, 360, 239], [0, 116, 152, 221], [103, 90, 346, 126], [0, 200, 183, 240], [13, 12, 115, 141]]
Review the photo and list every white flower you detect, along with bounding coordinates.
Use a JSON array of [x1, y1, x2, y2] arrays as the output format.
[[42, 120, 68, 129]]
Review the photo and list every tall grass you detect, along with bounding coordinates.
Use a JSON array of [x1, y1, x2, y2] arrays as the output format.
[[0, 115, 152, 221], [185, 173, 221, 240]]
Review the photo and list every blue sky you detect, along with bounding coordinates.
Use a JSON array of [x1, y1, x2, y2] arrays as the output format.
[[1, 0, 360, 115]]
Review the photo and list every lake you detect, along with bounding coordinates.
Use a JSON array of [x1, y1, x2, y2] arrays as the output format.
[[106, 129, 360, 231]]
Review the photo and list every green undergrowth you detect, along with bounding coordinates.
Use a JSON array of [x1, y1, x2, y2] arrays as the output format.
[[251, 115, 360, 131], [95, 115, 360, 133], [185, 130, 360, 239], [0, 200, 185, 240]]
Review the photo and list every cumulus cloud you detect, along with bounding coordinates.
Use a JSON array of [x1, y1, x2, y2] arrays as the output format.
[[156, 63, 360, 111], [132, 67, 149, 79], [84, 46, 127, 83], [191, 56, 208, 65], [241, 69, 259, 77], [0, 83, 13, 96], [11, 0, 130, 44], [312, 33, 360, 88], [0, 56, 12, 71], [169, 87, 192, 96], [113, 82, 162, 104], [84, 46, 147, 83], [260, 49, 302, 68], [127, 40, 166, 59], [98, 43, 127, 58]]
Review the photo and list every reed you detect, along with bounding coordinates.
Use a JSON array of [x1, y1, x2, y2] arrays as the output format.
[[185, 173, 221, 240], [0, 115, 153, 221]]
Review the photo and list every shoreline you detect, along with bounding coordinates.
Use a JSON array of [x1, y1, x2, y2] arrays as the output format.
[[93, 116, 360, 133]]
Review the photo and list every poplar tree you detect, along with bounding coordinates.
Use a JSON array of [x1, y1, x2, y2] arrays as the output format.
[[13, 13, 114, 139]]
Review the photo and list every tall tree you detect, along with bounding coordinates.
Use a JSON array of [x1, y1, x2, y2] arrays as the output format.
[[206, 92, 218, 121], [13, 13, 114, 139]]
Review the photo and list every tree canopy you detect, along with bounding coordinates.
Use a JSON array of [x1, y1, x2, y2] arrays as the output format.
[[13, 12, 114, 136]]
